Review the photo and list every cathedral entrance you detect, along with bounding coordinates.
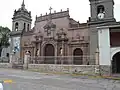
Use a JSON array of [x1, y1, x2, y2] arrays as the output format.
[[44, 44, 55, 64], [112, 52, 120, 73], [73, 48, 83, 65]]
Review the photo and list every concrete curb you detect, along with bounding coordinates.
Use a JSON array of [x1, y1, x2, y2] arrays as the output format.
[[102, 76, 120, 80], [27, 69, 120, 80]]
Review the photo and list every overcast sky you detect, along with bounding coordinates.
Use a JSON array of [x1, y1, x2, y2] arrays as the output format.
[[0, 0, 120, 30]]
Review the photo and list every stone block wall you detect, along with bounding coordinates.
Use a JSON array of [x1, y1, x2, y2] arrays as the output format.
[[28, 64, 111, 76], [99, 65, 111, 76], [0, 63, 12, 68], [0, 63, 111, 76]]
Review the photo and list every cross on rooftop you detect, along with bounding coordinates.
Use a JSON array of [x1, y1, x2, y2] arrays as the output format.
[[49, 7, 52, 14]]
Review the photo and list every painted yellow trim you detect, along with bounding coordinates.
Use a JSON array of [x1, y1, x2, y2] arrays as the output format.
[[3, 80, 13, 83]]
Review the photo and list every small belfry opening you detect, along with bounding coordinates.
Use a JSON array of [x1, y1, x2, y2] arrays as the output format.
[[112, 52, 120, 73], [24, 23, 26, 31], [27, 24, 29, 31], [97, 5, 105, 14], [15, 22, 18, 31]]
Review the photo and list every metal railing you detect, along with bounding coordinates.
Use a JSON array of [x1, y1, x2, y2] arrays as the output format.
[[28, 55, 95, 65]]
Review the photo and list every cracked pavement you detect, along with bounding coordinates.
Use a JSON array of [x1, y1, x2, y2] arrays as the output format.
[[0, 68, 120, 90]]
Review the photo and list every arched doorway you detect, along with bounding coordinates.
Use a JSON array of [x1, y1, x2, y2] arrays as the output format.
[[44, 44, 55, 64], [112, 52, 120, 73], [73, 48, 83, 65]]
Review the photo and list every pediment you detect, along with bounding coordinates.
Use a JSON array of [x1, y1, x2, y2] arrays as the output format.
[[43, 20, 56, 30]]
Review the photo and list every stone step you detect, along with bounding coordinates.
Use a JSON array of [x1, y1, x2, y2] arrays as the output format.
[[12, 64, 23, 69]]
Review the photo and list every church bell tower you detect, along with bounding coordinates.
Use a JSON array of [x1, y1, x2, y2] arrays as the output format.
[[12, 0, 32, 32], [10, 0, 32, 59], [89, 0, 116, 24], [88, 0, 117, 65]]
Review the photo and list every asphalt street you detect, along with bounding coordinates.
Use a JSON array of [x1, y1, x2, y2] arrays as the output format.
[[0, 68, 120, 90]]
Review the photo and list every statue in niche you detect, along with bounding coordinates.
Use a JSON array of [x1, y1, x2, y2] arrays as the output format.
[[60, 48, 63, 55], [36, 49, 39, 56]]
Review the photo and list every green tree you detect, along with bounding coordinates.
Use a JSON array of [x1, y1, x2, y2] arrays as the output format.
[[0, 26, 11, 57]]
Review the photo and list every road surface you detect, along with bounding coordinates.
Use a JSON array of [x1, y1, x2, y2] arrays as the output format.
[[0, 68, 120, 90]]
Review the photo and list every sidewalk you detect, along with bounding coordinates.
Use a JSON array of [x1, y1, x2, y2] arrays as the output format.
[[27, 69, 120, 81]]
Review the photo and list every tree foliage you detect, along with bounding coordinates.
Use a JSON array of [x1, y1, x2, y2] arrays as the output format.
[[0, 26, 11, 57]]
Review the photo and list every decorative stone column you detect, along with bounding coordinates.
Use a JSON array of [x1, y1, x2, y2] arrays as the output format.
[[33, 43, 36, 57], [9, 53, 13, 64], [95, 48, 99, 65], [9, 52, 15, 68], [23, 51, 30, 69], [55, 42, 58, 64], [95, 48, 100, 75], [39, 43, 41, 56]]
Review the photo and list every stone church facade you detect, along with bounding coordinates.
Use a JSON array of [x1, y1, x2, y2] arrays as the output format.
[[10, 0, 120, 70], [21, 9, 89, 65], [10, 0, 89, 65]]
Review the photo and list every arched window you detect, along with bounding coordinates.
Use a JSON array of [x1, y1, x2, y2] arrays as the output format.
[[15, 22, 19, 31], [27, 24, 29, 31], [97, 5, 105, 14]]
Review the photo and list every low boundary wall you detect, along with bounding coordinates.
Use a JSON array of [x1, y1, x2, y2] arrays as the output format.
[[28, 64, 111, 76], [0, 63, 111, 76], [0, 63, 12, 68]]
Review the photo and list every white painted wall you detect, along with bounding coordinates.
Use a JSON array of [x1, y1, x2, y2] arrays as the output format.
[[98, 27, 111, 65]]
